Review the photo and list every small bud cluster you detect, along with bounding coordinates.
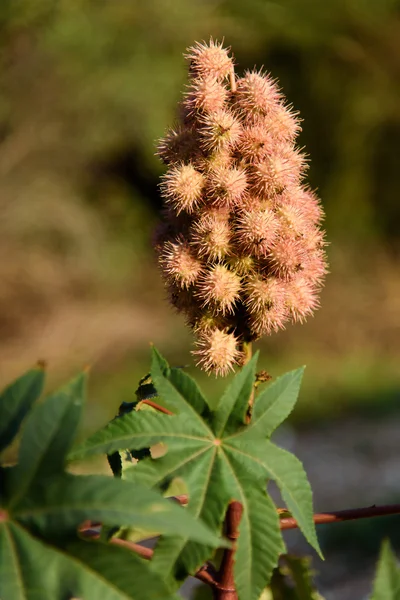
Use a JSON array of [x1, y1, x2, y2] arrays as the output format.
[[155, 40, 327, 376]]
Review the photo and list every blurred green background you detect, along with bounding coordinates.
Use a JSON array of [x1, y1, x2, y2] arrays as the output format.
[[1, 1, 399, 597]]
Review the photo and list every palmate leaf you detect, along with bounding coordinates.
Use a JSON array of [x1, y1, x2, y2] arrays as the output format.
[[0, 367, 223, 600], [1, 469, 222, 600], [0, 522, 177, 600], [371, 540, 400, 600], [71, 348, 321, 600], [8, 372, 87, 503], [0, 365, 45, 453]]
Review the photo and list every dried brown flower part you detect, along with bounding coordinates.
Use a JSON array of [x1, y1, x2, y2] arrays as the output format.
[[156, 126, 199, 165], [155, 39, 327, 375]]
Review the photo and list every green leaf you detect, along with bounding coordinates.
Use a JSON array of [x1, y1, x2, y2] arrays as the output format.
[[283, 555, 325, 599], [0, 366, 45, 453], [73, 349, 316, 600], [212, 352, 259, 437], [240, 367, 305, 441], [371, 540, 400, 599], [8, 373, 87, 503], [0, 363, 224, 600], [11, 472, 224, 547], [221, 458, 285, 598], [225, 440, 321, 557], [151, 347, 210, 418], [69, 410, 206, 462], [0, 522, 178, 600]]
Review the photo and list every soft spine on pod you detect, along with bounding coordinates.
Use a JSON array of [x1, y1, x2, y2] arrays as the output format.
[[154, 39, 327, 376]]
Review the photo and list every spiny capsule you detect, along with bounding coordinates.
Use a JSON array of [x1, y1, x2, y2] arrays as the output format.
[[155, 39, 327, 375]]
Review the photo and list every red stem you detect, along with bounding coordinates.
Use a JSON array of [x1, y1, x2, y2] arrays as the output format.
[[80, 527, 217, 585], [215, 501, 243, 599], [141, 400, 173, 414], [280, 503, 400, 530], [80, 502, 400, 591]]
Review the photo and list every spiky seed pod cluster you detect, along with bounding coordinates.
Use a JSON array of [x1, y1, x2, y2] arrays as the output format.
[[155, 39, 327, 376]]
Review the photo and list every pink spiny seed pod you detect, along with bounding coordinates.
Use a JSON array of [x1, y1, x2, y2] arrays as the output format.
[[192, 328, 240, 376], [245, 276, 288, 335], [236, 206, 279, 257], [236, 70, 282, 117], [155, 39, 328, 375], [301, 226, 327, 251], [198, 108, 243, 152], [197, 264, 241, 315], [237, 123, 275, 163], [190, 209, 232, 261], [271, 149, 305, 192], [268, 235, 306, 279], [264, 104, 302, 142], [299, 249, 328, 285], [251, 146, 306, 197], [276, 203, 309, 237], [160, 163, 204, 214], [285, 275, 319, 323], [290, 187, 325, 225], [157, 126, 199, 165], [208, 165, 248, 207], [184, 76, 228, 115], [185, 39, 234, 81], [161, 239, 203, 288]]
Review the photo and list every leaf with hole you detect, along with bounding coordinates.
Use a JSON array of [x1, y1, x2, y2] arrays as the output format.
[[71, 348, 320, 600], [0, 369, 224, 600]]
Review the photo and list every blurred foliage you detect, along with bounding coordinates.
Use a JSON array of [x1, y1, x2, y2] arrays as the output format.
[[0, 0, 399, 424], [1, 0, 399, 238]]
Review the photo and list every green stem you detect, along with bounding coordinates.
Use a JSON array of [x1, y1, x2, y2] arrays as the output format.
[[241, 341, 254, 422], [241, 341, 252, 365]]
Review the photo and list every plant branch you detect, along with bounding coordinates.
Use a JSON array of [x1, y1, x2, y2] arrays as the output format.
[[140, 400, 173, 414], [215, 501, 243, 599], [80, 527, 218, 586], [80, 502, 400, 592], [229, 67, 236, 93], [168, 497, 400, 527], [241, 341, 252, 366], [279, 503, 400, 530], [240, 340, 255, 424]]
